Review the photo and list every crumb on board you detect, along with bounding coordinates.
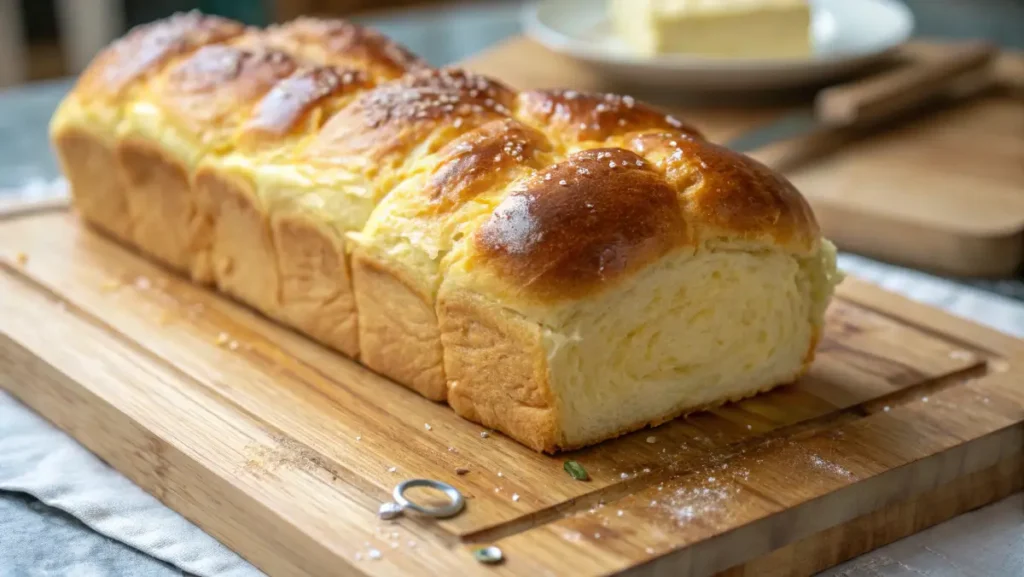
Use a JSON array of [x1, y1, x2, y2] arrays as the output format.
[[455, 467, 470, 475], [216, 332, 230, 346], [14, 252, 28, 266], [990, 359, 1010, 373]]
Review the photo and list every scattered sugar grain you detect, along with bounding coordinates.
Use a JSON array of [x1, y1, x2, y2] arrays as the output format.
[[424, 423, 432, 431], [367, 549, 382, 560], [991, 359, 1010, 373], [646, 436, 656, 444], [512, 493, 520, 502], [809, 454, 852, 478]]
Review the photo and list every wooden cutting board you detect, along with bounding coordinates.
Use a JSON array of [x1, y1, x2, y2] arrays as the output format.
[[2, 205, 1023, 575], [461, 39, 1024, 278]]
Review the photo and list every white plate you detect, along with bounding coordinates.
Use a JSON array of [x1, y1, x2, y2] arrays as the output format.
[[522, 0, 915, 92]]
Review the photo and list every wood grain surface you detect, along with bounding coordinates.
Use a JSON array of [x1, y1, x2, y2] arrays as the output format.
[[0, 202, 1022, 576], [461, 39, 1024, 278]]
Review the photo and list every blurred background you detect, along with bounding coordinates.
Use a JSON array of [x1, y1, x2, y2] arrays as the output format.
[[1, 0, 1023, 87]]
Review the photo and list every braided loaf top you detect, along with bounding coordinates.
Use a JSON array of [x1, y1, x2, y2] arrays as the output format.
[[60, 11, 820, 305]]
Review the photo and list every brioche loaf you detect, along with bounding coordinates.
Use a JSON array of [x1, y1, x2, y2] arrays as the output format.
[[50, 12, 842, 453]]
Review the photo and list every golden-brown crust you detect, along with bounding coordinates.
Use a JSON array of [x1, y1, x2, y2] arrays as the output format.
[[242, 66, 374, 140], [473, 148, 688, 302], [630, 132, 820, 253], [156, 45, 298, 137], [516, 89, 702, 147], [256, 17, 428, 81], [76, 11, 246, 100], [303, 68, 516, 173], [425, 119, 550, 212]]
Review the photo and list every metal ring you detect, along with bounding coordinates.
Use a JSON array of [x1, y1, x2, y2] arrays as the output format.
[[393, 478, 465, 518]]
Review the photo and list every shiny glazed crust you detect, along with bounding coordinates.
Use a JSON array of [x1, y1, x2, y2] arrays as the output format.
[[50, 12, 832, 453]]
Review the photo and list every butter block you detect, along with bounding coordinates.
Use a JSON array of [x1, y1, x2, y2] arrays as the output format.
[[610, 0, 813, 58]]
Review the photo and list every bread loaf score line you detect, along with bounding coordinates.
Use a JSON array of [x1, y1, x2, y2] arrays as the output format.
[[49, 12, 842, 453]]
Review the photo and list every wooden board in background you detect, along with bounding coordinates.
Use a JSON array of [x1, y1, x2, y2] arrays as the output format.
[[1, 202, 1022, 576], [461, 39, 1024, 278]]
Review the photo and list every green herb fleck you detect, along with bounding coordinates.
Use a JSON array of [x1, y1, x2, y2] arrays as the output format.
[[473, 546, 504, 564], [564, 460, 589, 481]]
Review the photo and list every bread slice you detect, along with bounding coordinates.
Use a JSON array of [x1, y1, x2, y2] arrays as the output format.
[[51, 13, 842, 452]]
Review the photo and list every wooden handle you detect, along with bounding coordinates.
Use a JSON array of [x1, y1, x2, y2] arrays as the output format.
[[815, 41, 998, 126]]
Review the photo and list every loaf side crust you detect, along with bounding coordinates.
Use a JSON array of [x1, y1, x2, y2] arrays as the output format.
[[52, 126, 135, 244], [351, 249, 446, 399]]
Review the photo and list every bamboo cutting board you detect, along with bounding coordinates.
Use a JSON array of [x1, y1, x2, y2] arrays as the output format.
[[1, 204, 1023, 575], [461, 39, 1024, 278]]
